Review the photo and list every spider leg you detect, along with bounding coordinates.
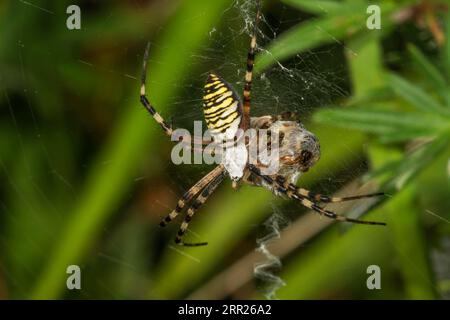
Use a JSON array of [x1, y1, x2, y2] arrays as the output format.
[[247, 165, 386, 226], [159, 165, 225, 227], [140, 42, 210, 145], [295, 187, 384, 204], [175, 171, 226, 246], [271, 174, 384, 204], [241, 1, 261, 131], [288, 193, 386, 226], [140, 42, 174, 137]]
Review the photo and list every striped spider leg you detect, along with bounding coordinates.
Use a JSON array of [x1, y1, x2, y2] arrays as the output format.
[[159, 165, 225, 246], [140, 42, 173, 137], [241, 0, 261, 131], [140, 42, 210, 150], [247, 165, 386, 226], [175, 169, 226, 246]]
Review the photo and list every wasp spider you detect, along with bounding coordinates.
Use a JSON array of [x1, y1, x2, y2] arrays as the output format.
[[139, 2, 385, 246]]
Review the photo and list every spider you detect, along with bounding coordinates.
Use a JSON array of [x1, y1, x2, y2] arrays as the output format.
[[139, 2, 385, 246]]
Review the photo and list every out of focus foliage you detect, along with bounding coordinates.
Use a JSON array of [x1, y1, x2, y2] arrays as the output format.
[[0, 0, 449, 300]]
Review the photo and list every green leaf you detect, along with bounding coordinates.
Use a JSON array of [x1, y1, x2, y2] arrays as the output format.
[[389, 135, 450, 190], [255, 1, 398, 73], [368, 145, 439, 299], [377, 130, 439, 144], [368, 135, 450, 191], [255, 8, 366, 73], [347, 87, 394, 107], [407, 44, 449, 105], [387, 73, 450, 117], [281, 0, 343, 15], [347, 36, 386, 96], [314, 108, 449, 140], [386, 184, 437, 299]]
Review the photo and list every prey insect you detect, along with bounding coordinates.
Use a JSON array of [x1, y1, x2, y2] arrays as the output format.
[[139, 1, 385, 246]]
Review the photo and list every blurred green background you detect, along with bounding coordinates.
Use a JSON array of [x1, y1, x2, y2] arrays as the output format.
[[0, 0, 449, 300]]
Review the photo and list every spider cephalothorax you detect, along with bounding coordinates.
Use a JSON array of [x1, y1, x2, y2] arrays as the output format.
[[139, 1, 385, 246], [257, 116, 319, 173], [239, 115, 320, 195]]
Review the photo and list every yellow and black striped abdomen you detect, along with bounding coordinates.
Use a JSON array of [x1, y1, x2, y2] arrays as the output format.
[[203, 74, 242, 140]]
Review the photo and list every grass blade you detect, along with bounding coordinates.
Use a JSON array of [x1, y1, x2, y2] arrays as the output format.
[[314, 108, 449, 140], [255, 1, 398, 73], [408, 44, 449, 106], [281, 0, 343, 15], [387, 73, 450, 117], [388, 135, 450, 190], [386, 184, 437, 299], [256, 9, 366, 73]]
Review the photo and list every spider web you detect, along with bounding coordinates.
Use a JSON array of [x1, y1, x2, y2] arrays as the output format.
[[160, 0, 370, 299], [166, 0, 363, 188]]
